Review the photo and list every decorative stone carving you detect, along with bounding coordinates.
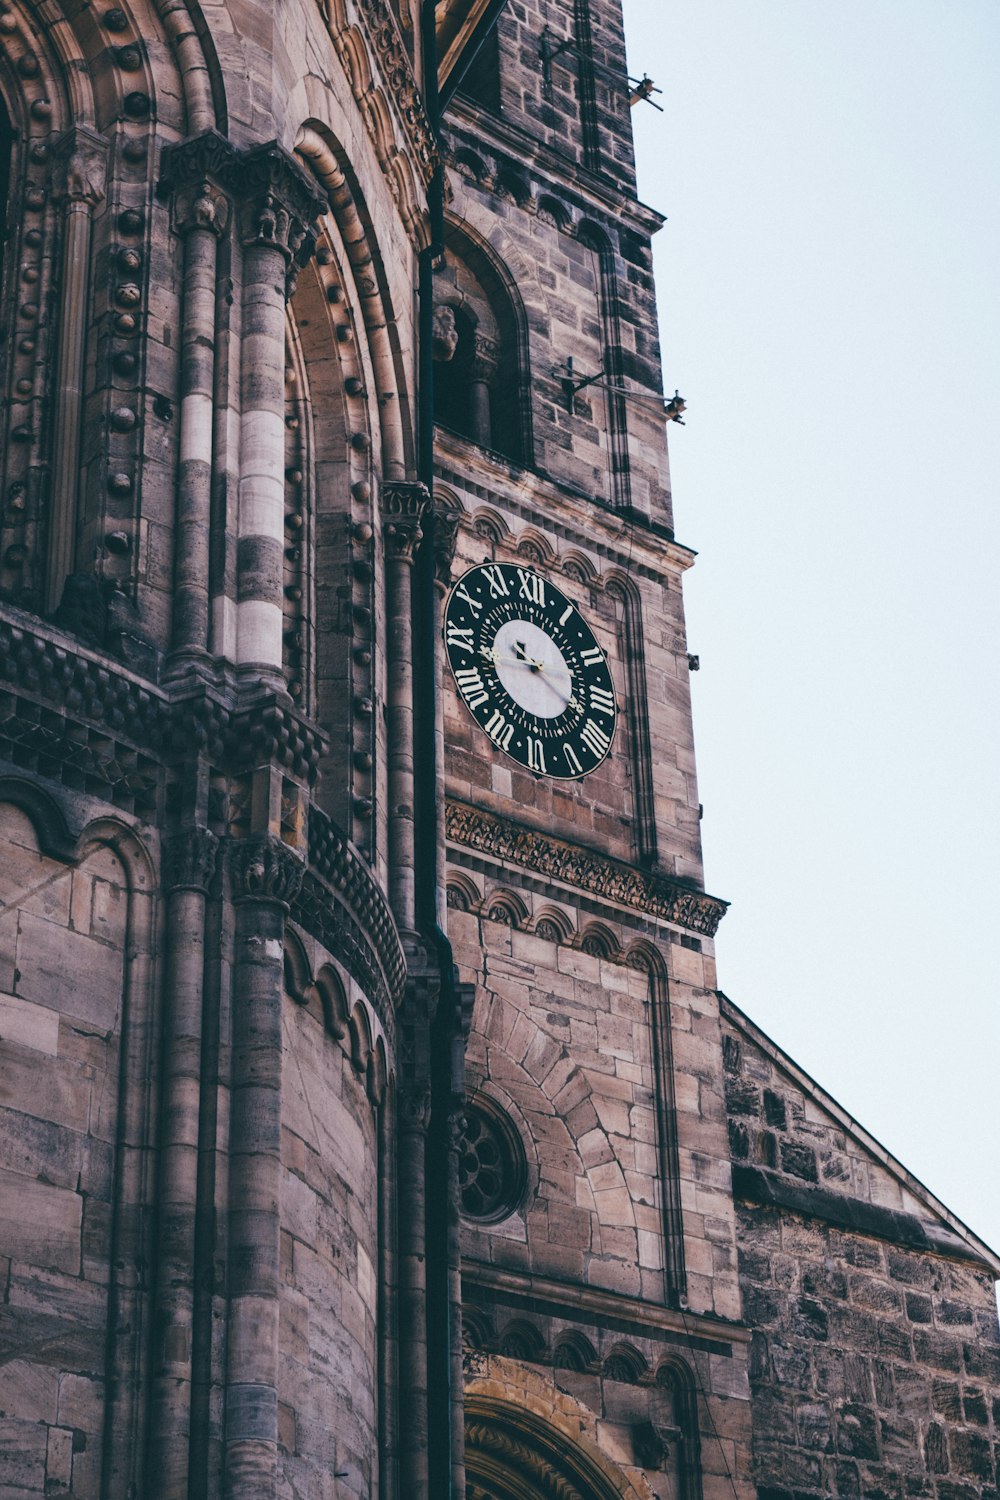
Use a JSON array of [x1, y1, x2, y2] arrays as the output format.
[[432, 507, 460, 587], [162, 827, 219, 894], [383, 480, 429, 565], [229, 834, 305, 907], [50, 127, 108, 206], [446, 801, 729, 937], [351, 0, 439, 183], [172, 178, 230, 238], [233, 141, 327, 264], [633, 1419, 679, 1470], [432, 304, 459, 361], [470, 331, 499, 383]]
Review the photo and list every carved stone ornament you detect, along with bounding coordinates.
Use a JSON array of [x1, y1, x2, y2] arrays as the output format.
[[432, 507, 460, 586], [162, 827, 219, 894], [397, 1081, 432, 1132], [351, 0, 439, 183], [633, 1419, 679, 1470], [383, 480, 429, 565], [234, 141, 328, 263], [470, 331, 500, 383], [172, 178, 230, 238], [446, 801, 729, 937], [51, 126, 108, 206], [432, 303, 459, 361], [229, 834, 306, 907], [465, 1420, 587, 1500]]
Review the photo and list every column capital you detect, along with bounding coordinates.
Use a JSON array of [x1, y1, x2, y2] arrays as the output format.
[[163, 827, 220, 894], [383, 481, 430, 566], [228, 834, 305, 908], [51, 126, 108, 207], [231, 141, 328, 266]]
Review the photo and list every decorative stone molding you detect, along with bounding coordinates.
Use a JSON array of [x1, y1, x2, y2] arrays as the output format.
[[397, 1081, 432, 1132], [351, 0, 439, 185], [162, 826, 219, 894], [446, 801, 728, 937], [229, 834, 305, 907], [470, 331, 499, 383]]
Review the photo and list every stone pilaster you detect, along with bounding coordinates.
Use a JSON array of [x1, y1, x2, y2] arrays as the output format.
[[383, 481, 429, 936], [224, 835, 304, 1500], [148, 826, 219, 1499]]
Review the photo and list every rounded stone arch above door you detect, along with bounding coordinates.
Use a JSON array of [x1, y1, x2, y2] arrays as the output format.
[[465, 1355, 652, 1500]]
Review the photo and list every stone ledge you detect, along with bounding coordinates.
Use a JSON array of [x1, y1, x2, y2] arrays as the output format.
[[446, 801, 727, 936], [732, 1165, 993, 1269]]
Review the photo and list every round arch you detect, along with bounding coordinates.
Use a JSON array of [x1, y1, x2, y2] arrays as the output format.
[[465, 1356, 652, 1500]]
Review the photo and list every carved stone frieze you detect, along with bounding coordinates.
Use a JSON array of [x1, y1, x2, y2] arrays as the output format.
[[229, 834, 305, 907], [162, 826, 219, 893], [465, 1419, 587, 1500], [446, 801, 729, 937]]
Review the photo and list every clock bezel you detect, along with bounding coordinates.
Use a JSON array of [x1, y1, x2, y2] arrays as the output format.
[[444, 561, 618, 781]]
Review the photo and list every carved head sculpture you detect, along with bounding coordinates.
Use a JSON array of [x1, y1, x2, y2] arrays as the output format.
[[432, 303, 460, 362]]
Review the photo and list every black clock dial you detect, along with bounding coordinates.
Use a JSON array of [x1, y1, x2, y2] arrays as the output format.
[[444, 562, 618, 779]]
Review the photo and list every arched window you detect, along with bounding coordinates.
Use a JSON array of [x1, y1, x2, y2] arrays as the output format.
[[432, 222, 532, 466]]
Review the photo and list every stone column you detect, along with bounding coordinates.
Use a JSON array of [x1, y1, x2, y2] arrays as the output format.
[[432, 507, 459, 928], [383, 481, 429, 937], [45, 128, 107, 611], [395, 975, 435, 1500], [148, 826, 219, 1499], [469, 333, 498, 450], [224, 835, 304, 1500], [164, 141, 232, 664], [233, 145, 325, 682]]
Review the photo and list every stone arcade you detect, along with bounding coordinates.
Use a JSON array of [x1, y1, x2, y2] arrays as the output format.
[[0, 0, 997, 1495]]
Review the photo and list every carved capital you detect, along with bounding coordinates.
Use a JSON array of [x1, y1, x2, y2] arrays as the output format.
[[232, 141, 327, 265], [159, 129, 238, 196], [383, 481, 429, 566], [229, 834, 305, 907], [397, 1081, 432, 1132], [51, 126, 108, 207], [470, 332, 499, 383], [163, 827, 219, 894]]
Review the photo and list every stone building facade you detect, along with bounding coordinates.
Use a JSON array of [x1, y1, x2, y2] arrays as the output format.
[[0, 0, 996, 1495]]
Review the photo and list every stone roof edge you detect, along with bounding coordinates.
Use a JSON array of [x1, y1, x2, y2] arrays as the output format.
[[718, 992, 1000, 1279]]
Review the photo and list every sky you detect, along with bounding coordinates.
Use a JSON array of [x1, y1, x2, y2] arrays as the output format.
[[624, 2, 1000, 1257]]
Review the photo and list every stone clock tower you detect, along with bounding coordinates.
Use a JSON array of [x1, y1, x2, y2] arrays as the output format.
[[0, 0, 997, 1492], [432, 10, 753, 1494]]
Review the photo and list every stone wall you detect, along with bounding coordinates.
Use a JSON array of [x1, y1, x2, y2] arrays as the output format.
[[721, 1003, 1000, 1500], [0, 802, 132, 1498]]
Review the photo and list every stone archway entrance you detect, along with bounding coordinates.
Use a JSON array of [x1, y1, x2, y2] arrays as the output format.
[[465, 1356, 651, 1500]]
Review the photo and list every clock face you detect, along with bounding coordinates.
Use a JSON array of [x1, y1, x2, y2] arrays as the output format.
[[444, 562, 617, 779]]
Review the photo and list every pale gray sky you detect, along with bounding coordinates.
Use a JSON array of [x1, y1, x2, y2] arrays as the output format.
[[626, 2, 1000, 1255]]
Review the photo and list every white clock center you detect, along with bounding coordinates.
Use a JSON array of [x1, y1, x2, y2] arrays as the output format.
[[491, 619, 573, 719]]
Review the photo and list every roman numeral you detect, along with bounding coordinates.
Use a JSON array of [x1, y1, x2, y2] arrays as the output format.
[[580, 646, 604, 667], [559, 605, 573, 626], [563, 743, 583, 775], [454, 583, 483, 616], [484, 709, 514, 750], [454, 667, 489, 709], [589, 685, 615, 717], [516, 569, 545, 607], [446, 623, 475, 652], [579, 719, 611, 759], [482, 565, 510, 599], [526, 737, 546, 774]]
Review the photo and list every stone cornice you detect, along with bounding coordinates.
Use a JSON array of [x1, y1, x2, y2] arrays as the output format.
[[446, 802, 727, 937], [462, 1260, 750, 1351]]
